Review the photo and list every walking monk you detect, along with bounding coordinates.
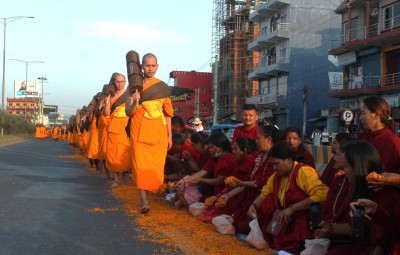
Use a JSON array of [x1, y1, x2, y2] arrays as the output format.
[[126, 53, 173, 214], [103, 73, 131, 187]]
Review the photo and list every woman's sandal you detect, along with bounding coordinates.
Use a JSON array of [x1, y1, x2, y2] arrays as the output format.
[[140, 206, 150, 214]]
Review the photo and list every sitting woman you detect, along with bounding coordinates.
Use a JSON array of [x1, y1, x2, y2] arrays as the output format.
[[182, 131, 211, 175], [285, 126, 315, 168], [217, 125, 284, 234], [248, 141, 328, 254], [314, 140, 387, 255], [208, 136, 258, 215], [320, 132, 353, 187], [175, 131, 236, 207]]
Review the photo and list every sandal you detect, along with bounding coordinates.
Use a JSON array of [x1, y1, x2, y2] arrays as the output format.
[[140, 206, 150, 214]]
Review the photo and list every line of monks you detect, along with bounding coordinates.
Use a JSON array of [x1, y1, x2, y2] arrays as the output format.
[[35, 124, 67, 141]]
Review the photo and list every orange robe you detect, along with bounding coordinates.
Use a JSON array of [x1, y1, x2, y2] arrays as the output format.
[[87, 116, 99, 160], [130, 78, 173, 192], [106, 99, 131, 173], [77, 128, 84, 150], [61, 126, 67, 141], [83, 129, 90, 155], [40, 126, 46, 139], [97, 114, 109, 161], [35, 126, 41, 139], [53, 126, 60, 140]]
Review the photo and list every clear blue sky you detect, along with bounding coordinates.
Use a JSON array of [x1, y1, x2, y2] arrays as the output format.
[[1, 0, 213, 117]]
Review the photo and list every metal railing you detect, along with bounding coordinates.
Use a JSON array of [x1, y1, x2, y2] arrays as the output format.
[[330, 14, 400, 49], [330, 72, 400, 92]]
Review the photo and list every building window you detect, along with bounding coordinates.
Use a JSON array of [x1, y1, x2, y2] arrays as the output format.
[[382, 2, 400, 30], [268, 47, 276, 65], [8, 111, 12, 114], [16, 111, 19, 114], [201, 87, 206, 93], [8, 103, 12, 106], [16, 103, 20, 106], [23, 103, 26, 106]]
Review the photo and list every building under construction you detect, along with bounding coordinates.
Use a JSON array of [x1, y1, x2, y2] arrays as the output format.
[[212, 0, 259, 122]]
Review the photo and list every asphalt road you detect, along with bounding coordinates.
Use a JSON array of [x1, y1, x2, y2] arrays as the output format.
[[0, 139, 175, 255]]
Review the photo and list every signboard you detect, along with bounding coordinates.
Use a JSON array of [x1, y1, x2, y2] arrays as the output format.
[[342, 110, 354, 122], [337, 52, 357, 66], [14, 80, 40, 98], [43, 105, 58, 114]]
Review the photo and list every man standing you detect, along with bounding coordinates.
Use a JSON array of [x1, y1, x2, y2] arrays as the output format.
[[231, 104, 259, 145], [311, 126, 321, 146], [321, 128, 330, 146], [103, 73, 131, 187], [126, 53, 173, 214]]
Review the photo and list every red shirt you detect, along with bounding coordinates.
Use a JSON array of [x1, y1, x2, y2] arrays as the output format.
[[181, 142, 200, 162], [359, 127, 400, 173], [231, 124, 259, 145]]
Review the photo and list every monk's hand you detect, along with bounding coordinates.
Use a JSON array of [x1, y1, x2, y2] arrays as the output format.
[[131, 91, 140, 102], [313, 221, 330, 238], [175, 179, 185, 189], [247, 203, 257, 219], [167, 135, 173, 150], [349, 199, 376, 220], [277, 207, 293, 225]]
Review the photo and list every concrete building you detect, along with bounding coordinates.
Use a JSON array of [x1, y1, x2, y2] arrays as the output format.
[[212, 0, 259, 122], [245, 0, 342, 136], [169, 71, 213, 124], [7, 97, 40, 120], [328, 0, 400, 134]]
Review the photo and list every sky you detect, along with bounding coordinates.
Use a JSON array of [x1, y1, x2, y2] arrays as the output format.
[[1, 0, 213, 117]]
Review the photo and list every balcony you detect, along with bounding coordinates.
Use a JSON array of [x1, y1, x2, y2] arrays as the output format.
[[250, 0, 290, 22], [248, 66, 258, 80], [329, 72, 400, 97], [329, 15, 400, 55], [265, 23, 290, 43]]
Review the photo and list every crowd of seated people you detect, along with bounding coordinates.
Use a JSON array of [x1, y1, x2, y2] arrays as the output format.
[[162, 98, 400, 254]]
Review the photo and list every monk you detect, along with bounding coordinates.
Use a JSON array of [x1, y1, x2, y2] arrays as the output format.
[[86, 111, 99, 171], [60, 124, 67, 141], [96, 92, 110, 178], [126, 53, 173, 214], [103, 73, 131, 187], [53, 124, 61, 141]]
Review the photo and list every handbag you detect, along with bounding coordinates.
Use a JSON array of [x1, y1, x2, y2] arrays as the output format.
[[265, 209, 288, 237]]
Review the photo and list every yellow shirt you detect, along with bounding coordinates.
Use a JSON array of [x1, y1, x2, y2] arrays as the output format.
[[260, 161, 328, 207]]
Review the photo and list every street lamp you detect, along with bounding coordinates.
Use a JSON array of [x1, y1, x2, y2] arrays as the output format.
[[38, 76, 47, 124], [0, 16, 34, 134], [10, 59, 44, 120]]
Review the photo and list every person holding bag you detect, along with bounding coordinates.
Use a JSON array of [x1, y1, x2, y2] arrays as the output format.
[[248, 141, 328, 254]]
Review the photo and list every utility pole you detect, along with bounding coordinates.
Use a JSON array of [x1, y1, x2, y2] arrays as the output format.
[[302, 85, 308, 138], [38, 76, 47, 124]]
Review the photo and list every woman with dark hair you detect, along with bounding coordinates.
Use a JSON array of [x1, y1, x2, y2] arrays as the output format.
[[248, 141, 328, 254], [176, 131, 236, 199], [285, 126, 315, 168], [216, 125, 284, 233], [314, 140, 387, 255], [359, 95, 400, 173], [321, 132, 354, 187], [206, 136, 258, 216]]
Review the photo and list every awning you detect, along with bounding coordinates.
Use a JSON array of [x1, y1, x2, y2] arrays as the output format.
[[307, 117, 327, 122]]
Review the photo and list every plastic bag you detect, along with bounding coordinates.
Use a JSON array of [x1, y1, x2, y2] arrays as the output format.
[[212, 214, 235, 235], [246, 219, 268, 250], [300, 238, 330, 255], [188, 202, 205, 217]]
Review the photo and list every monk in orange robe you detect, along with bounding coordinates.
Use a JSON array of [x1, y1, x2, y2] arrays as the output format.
[[53, 124, 60, 141], [96, 100, 110, 178], [126, 53, 173, 213], [60, 124, 67, 141], [35, 124, 41, 140], [103, 73, 131, 187], [87, 111, 99, 170]]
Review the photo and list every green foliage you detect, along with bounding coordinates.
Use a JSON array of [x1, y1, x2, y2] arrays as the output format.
[[0, 111, 35, 135]]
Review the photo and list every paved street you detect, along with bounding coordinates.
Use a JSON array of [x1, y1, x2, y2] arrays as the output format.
[[0, 139, 174, 255]]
